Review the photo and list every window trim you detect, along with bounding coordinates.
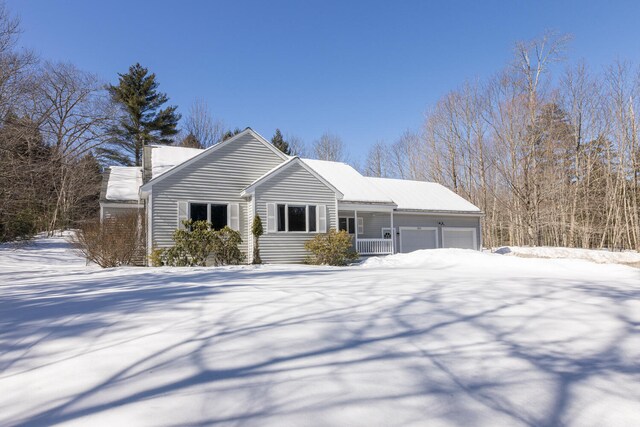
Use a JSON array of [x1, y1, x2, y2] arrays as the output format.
[[274, 203, 320, 233], [187, 200, 230, 229]]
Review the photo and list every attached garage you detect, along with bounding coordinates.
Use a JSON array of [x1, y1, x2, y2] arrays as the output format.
[[399, 227, 438, 253], [442, 227, 477, 250]]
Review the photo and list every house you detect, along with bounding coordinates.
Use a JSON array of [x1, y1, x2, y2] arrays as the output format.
[[100, 128, 483, 264]]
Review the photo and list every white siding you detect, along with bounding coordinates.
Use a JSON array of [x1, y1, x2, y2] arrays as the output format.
[[150, 133, 286, 259], [256, 162, 337, 263]]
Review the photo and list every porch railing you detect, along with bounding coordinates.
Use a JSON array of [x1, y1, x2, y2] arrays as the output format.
[[357, 238, 393, 255]]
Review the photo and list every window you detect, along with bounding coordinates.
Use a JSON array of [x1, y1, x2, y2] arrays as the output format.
[[308, 205, 316, 232], [277, 204, 286, 231], [339, 217, 355, 234], [275, 203, 318, 232], [288, 205, 306, 231], [189, 202, 228, 229], [210, 204, 227, 230], [190, 203, 208, 222]]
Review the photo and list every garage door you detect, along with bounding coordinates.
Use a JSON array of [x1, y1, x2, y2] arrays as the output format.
[[399, 227, 438, 253], [442, 227, 477, 250]]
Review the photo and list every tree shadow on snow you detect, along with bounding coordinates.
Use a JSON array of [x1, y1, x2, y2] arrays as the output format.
[[3, 267, 640, 426]]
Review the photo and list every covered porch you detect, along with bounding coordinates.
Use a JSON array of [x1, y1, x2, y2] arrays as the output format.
[[338, 203, 396, 256]]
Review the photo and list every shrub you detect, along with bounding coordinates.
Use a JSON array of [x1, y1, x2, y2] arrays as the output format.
[[1, 208, 38, 242], [153, 220, 245, 267], [149, 248, 166, 267], [304, 229, 359, 266], [71, 212, 144, 268], [251, 215, 263, 264], [212, 226, 245, 266]]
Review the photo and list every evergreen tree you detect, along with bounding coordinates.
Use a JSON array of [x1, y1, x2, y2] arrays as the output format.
[[221, 127, 242, 141], [179, 133, 202, 149], [104, 63, 181, 166], [271, 128, 291, 155]]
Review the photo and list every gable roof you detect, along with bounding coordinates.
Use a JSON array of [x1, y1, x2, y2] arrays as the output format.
[[139, 128, 289, 195], [242, 157, 343, 198], [103, 166, 142, 202], [301, 158, 394, 204], [367, 177, 482, 213]]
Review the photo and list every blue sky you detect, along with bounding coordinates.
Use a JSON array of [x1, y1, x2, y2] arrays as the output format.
[[6, 0, 640, 160]]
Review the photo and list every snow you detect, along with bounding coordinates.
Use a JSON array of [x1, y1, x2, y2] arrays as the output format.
[[150, 145, 203, 178], [367, 177, 481, 212], [299, 160, 480, 212], [104, 167, 142, 201], [496, 246, 640, 266], [302, 158, 394, 204], [1, 238, 639, 426], [144, 147, 478, 214]]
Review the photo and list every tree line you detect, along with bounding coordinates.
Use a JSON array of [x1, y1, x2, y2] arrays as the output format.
[[2, 0, 638, 252], [0, 2, 347, 242], [363, 32, 640, 251]]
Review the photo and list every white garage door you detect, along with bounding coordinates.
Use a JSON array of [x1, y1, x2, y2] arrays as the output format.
[[400, 227, 438, 253], [442, 227, 477, 250]]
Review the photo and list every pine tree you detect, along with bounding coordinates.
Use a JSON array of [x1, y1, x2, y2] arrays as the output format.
[[271, 129, 291, 155], [179, 133, 202, 149], [104, 63, 181, 166], [221, 127, 242, 141]]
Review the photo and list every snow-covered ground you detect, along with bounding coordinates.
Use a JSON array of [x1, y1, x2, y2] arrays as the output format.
[[1, 236, 639, 427], [496, 245, 640, 267]]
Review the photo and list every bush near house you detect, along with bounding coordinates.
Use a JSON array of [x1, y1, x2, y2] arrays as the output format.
[[304, 229, 359, 266], [151, 220, 245, 267], [71, 212, 144, 268]]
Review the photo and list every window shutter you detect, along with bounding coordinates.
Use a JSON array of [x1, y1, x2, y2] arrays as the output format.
[[266, 203, 276, 233], [177, 201, 188, 229], [357, 217, 364, 235], [228, 203, 240, 231], [318, 205, 327, 233]]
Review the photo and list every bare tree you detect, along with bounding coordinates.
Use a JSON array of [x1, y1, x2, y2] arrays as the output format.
[[312, 132, 348, 162], [286, 133, 307, 157], [36, 62, 114, 232], [364, 141, 391, 177], [183, 99, 224, 148]]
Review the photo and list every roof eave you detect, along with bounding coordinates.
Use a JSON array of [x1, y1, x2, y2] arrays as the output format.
[[394, 208, 484, 216]]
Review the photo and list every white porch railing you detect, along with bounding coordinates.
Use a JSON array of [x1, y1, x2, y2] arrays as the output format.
[[357, 238, 393, 255]]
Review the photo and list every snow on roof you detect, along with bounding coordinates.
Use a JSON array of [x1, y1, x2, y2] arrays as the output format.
[[105, 167, 142, 201], [301, 158, 394, 204], [366, 177, 481, 212], [151, 145, 203, 178]]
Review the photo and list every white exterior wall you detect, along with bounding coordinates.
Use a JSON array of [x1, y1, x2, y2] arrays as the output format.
[[149, 133, 286, 258], [256, 162, 338, 263]]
